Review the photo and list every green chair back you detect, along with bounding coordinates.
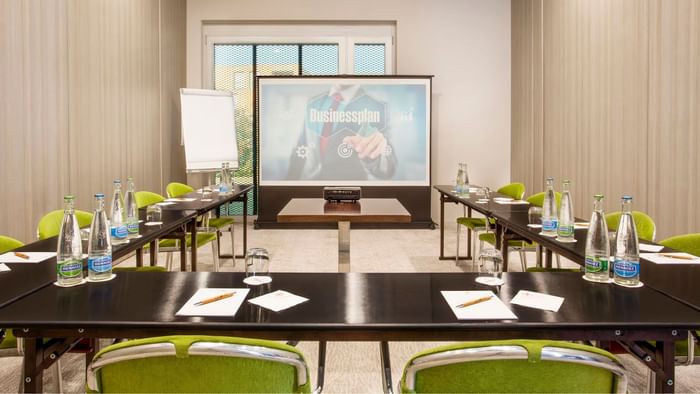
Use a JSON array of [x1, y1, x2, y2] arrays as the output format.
[[87, 335, 311, 393], [135, 191, 165, 209], [659, 233, 700, 257], [37, 210, 94, 240], [605, 211, 656, 242], [497, 183, 526, 200], [526, 191, 562, 209], [400, 339, 626, 393], [0, 235, 24, 254], [166, 182, 194, 199]]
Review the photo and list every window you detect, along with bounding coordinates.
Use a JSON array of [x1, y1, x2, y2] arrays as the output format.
[[205, 24, 395, 215]]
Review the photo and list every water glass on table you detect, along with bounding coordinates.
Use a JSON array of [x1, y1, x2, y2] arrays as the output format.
[[244, 248, 272, 285], [528, 206, 543, 226], [145, 205, 162, 224], [475, 248, 504, 286], [200, 188, 213, 201]]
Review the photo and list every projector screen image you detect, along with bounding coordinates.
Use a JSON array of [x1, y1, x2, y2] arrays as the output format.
[[258, 77, 430, 186]]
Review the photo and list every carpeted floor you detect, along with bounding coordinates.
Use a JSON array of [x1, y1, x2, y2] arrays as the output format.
[[1, 221, 698, 393]]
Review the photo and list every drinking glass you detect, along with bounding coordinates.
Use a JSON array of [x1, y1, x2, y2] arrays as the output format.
[[528, 206, 543, 225], [244, 248, 271, 285], [475, 248, 504, 286], [608, 231, 617, 275], [201, 188, 212, 201], [145, 205, 162, 223]]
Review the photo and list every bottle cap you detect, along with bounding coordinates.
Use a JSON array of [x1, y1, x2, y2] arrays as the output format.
[[113, 179, 121, 184], [622, 195, 633, 201], [95, 193, 105, 198], [64, 195, 75, 201], [546, 176, 554, 181], [594, 194, 604, 200]]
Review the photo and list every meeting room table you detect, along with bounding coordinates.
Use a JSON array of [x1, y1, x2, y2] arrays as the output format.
[[154, 184, 253, 270], [1, 271, 698, 392]]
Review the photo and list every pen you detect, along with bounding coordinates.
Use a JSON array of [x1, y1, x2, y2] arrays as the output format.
[[456, 295, 493, 309], [194, 292, 235, 306], [14, 252, 30, 260], [659, 253, 696, 261]]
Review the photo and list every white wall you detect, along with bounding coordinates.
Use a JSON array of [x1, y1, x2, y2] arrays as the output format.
[[187, 0, 511, 225]]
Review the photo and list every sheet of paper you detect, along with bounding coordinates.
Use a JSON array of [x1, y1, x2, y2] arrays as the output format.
[[0, 263, 10, 272], [165, 198, 197, 202], [574, 222, 590, 229], [495, 200, 529, 205], [441, 291, 517, 320], [639, 244, 665, 253], [248, 290, 309, 312], [640, 253, 700, 265], [156, 202, 176, 206], [0, 252, 55, 264], [510, 290, 564, 312], [493, 197, 513, 202], [176, 288, 250, 317]]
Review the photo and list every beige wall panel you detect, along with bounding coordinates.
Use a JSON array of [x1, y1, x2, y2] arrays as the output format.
[[0, 0, 69, 242], [511, 0, 544, 196], [68, 0, 163, 210], [648, 0, 700, 239], [542, 0, 648, 219], [160, 0, 187, 187]]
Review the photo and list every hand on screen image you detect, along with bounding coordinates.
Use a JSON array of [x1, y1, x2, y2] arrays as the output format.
[[342, 132, 387, 160]]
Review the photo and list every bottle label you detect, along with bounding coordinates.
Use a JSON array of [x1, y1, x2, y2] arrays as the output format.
[[111, 225, 128, 239], [542, 218, 558, 232], [57, 259, 83, 278], [614, 259, 639, 278], [88, 255, 112, 273], [585, 256, 608, 273], [558, 224, 574, 237], [126, 221, 139, 234]]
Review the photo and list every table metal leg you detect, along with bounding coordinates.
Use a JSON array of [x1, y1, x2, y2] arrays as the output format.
[[536, 244, 543, 268], [439, 193, 446, 259], [23, 337, 43, 393], [189, 219, 197, 272], [380, 341, 394, 394], [149, 240, 158, 266], [466, 206, 473, 260], [656, 340, 676, 393], [243, 195, 248, 256], [545, 249, 553, 269], [135, 248, 143, 267], [338, 221, 350, 273]]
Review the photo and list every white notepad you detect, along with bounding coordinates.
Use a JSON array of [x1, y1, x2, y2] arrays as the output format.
[[165, 198, 197, 202], [495, 200, 529, 205], [0, 252, 55, 264], [0, 263, 10, 272], [248, 290, 309, 312], [176, 288, 250, 317], [441, 291, 517, 320], [640, 253, 700, 265], [639, 244, 665, 253], [510, 290, 564, 312]]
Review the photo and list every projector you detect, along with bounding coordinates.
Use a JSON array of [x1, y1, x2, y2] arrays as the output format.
[[323, 187, 361, 203]]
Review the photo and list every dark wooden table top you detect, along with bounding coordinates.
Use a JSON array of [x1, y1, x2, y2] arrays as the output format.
[[433, 184, 532, 215], [0, 209, 196, 309], [490, 207, 700, 312], [277, 198, 411, 223], [2, 272, 699, 341]]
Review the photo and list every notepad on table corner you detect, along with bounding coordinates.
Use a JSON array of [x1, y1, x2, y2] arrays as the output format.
[[0, 263, 10, 272], [441, 291, 517, 320], [176, 288, 250, 317], [248, 290, 309, 312], [510, 290, 564, 312], [495, 200, 529, 205], [640, 252, 700, 265], [639, 244, 665, 253], [165, 198, 196, 202], [0, 252, 56, 264]]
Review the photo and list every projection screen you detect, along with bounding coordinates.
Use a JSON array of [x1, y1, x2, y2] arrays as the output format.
[[258, 77, 431, 186]]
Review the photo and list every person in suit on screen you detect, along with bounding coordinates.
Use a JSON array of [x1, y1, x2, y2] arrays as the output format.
[[286, 84, 397, 181]]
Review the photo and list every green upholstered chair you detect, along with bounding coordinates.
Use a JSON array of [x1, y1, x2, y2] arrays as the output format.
[[37, 209, 93, 239], [167, 182, 236, 264], [86, 335, 313, 393], [456, 183, 525, 262], [399, 340, 627, 393], [479, 191, 563, 271], [0, 236, 64, 392], [659, 233, 700, 257], [135, 191, 220, 272], [605, 211, 656, 243]]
